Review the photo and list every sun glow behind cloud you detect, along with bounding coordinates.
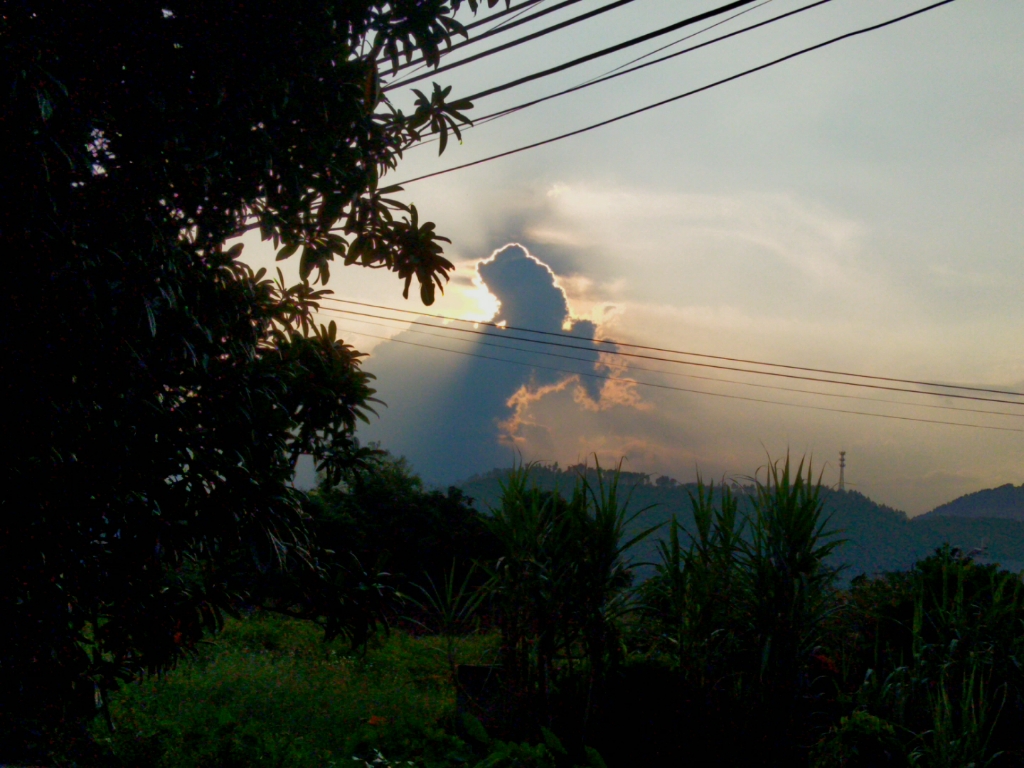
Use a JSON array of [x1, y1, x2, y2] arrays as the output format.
[[364, 176, 1020, 515], [236, 172, 1022, 515], [238, 0, 1024, 511], [353, 243, 653, 484]]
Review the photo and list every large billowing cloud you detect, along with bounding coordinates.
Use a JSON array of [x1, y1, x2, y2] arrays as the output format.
[[356, 244, 641, 484]]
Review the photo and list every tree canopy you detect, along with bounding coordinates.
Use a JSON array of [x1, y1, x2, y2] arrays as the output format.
[[0, 0, 493, 748]]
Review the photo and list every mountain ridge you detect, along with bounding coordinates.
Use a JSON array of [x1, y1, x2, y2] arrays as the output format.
[[457, 468, 1024, 582], [918, 482, 1024, 521]]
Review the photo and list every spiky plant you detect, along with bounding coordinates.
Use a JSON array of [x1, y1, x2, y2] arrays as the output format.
[[740, 453, 843, 697], [406, 562, 487, 684], [482, 459, 657, 740], [640, 478, 744, 682]]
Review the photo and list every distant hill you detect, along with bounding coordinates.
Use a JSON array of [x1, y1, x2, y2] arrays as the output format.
[[918, 483, 1024, 521], [458, 468, 1024, 582]]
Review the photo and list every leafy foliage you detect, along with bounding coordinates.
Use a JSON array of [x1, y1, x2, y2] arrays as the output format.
[[827, 546, 1024, 767], [307, 449, 500, 595], [94, 612, 494, 767], [630, 455, 843, 763], [812, 710, 911, 768], [0, 0, 499, 754], [72, 455, 1024, 768], [639, 456, 841, 681], [483, 460, 657, 741], [742, 455, 843, 695], [461, 471, 1024, 582], [407, 562, 489, 684], [638, 481, 744, 677]]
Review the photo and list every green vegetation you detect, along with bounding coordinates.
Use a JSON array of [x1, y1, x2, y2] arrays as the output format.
[[482, 461, 657, 741], [2, 0, 482, 753], [304, 451, 499, 599], [66, 454, 1022, 768], [823, 545, 1024, 768], [8, 0, 1016, 762], [93, 611, 492, 767]]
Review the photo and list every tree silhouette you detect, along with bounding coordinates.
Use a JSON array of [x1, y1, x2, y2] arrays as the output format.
[[0, 0, 489, 752]]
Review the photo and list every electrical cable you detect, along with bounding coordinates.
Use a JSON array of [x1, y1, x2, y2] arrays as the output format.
[[329, 324, 1024, 433], [385, 0, 586, 77], [380, 1, 556, 83], [322, 311, 1024, 420], [460, 0, 767, 103], [321, 298, 1024, 400], [383, 0, 650, 91], [488, 0, 552, 32], [410, 0, 831, 149], [390, 0, 958, 183], [462, 0, 548, 32], [581, 0, 775, 83], [391, 0, 761, 88], [323, 305, 1024, 407], [376, 0, 547, 70]]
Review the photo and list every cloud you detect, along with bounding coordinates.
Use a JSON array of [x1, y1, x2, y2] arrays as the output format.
[[499, 377, 577, 449], [356, 244, 645, 485], [350, 181, 1021, 514], [477, 244, 603, 401], [574, 376, 649, 413]]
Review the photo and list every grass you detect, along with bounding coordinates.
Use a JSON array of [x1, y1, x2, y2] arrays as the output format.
[[92, 611, 499, 767]]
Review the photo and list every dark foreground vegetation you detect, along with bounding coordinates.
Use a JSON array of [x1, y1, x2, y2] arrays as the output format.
[[20, 453, 1022, 768], [2, 0, 474, 758]]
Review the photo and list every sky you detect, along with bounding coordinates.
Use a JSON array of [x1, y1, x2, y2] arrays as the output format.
[[240, 0, 1024, 515]]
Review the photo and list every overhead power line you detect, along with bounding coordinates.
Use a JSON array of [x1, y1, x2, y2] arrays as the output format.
[[391, 0, 958, 183], [377, 0, 546, 71], [462, 0, 548, 32], [324, 311, 1024, 420], [475, 0, 827, 122], [412, 0, 830, 149], [323, 305, 1024, 407], [461, 0, 770, 102], [386, 0, 585, 76], [487, 0, 554, 33], [330, 324, 1024, 434], [321, 298, 1024, 400], [384, 0, 652, 91], [582, 0, 775, 82]]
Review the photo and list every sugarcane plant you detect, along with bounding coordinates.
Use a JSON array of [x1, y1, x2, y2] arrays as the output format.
[[482, 459, 658, 740]]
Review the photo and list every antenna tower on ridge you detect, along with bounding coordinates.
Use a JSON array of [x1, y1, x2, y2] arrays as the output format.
[[838, 451, 846, 491]]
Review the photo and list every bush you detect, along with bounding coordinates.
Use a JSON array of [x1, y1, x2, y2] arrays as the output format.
[[827, 546, 1024, 768], [95, 612, 495, 767], [813, 711, 910, 768], [636, 479, 743, 679], [308, 450, 500, 597], [483, 460, 656, 743]]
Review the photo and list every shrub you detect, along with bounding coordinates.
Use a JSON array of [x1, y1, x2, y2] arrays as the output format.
[[637, 479, 744, 680], [307, 449, 500, 598], [483, 460, 657, 741], [831, 547, 1024, 768], [813, 711, 910, 768], [94, 612, 495, 767]]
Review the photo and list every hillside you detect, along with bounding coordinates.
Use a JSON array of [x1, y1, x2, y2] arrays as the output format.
[[918, 482, 1024, 521], [458, 468, 1024, 581]]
